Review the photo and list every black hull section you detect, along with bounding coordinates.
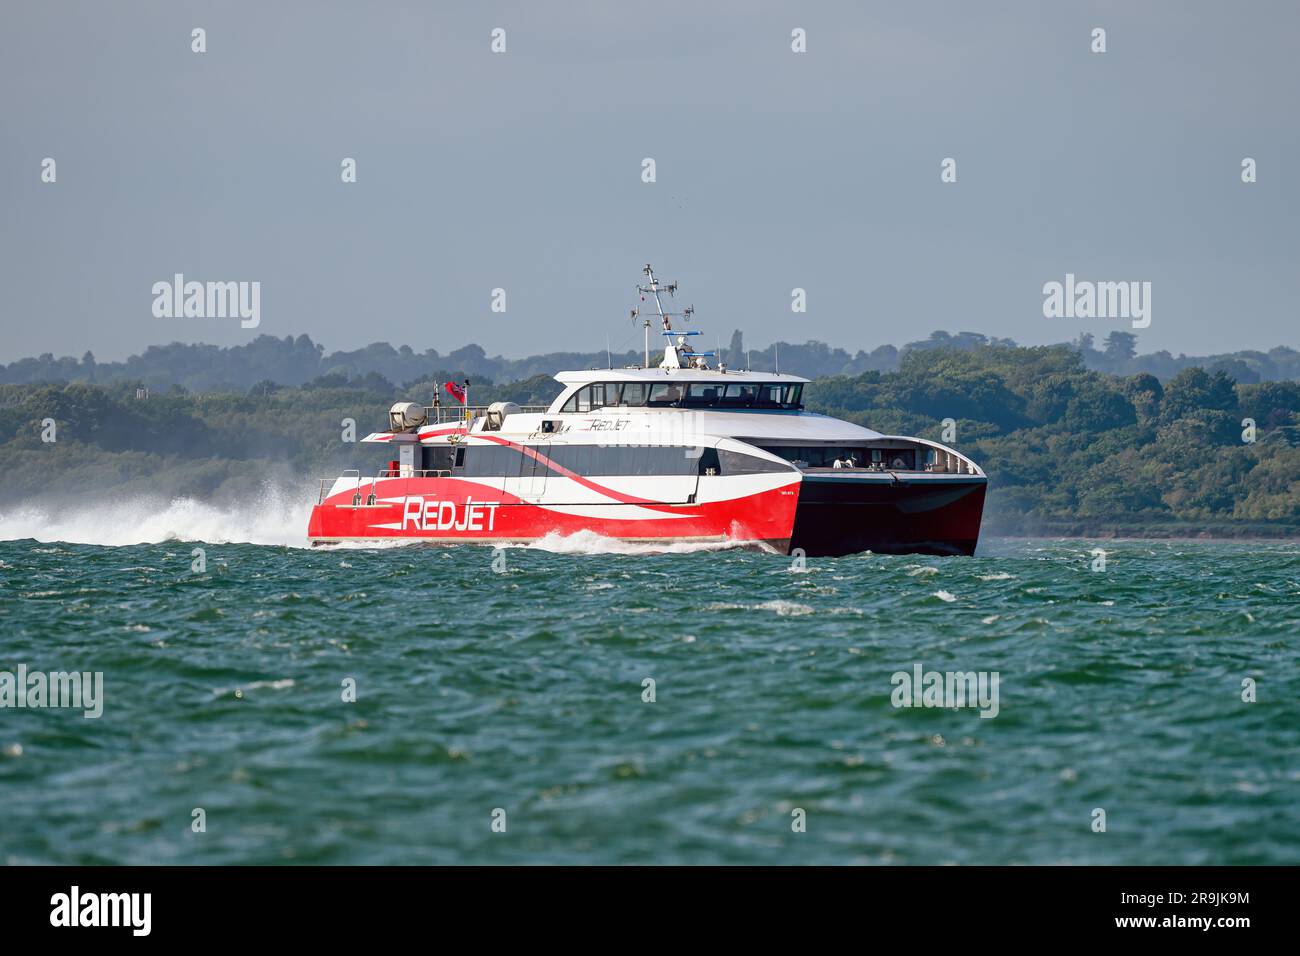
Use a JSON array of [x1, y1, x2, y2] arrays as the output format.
[[789, 475, 987, 557]]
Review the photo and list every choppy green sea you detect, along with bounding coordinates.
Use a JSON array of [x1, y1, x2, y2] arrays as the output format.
[[1, 534, 1297, 865]]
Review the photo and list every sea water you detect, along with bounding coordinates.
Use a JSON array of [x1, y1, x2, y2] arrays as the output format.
[[0, 499, 1296, 864]]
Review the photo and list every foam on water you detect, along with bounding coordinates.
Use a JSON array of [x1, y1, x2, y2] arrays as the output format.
[[0, 486, 311, 548], [0, 494, 790, 557], [753, 599, 815, 615], [516, 529, 759, 556]]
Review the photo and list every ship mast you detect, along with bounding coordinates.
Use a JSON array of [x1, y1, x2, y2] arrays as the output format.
[[632, 263, 704, 369]]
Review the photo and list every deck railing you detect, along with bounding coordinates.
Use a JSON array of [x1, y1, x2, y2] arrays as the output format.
[[316, 469, 457, 505], [423, 404, 549, 424]]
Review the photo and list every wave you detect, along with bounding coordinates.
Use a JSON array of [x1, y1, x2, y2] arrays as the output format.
[[0, 486, 312, 548], [0, 496, 784, 556], [514, 529, 764, 556]]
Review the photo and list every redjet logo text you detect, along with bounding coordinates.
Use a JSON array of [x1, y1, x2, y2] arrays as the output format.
[[401, 498, 501, 532]]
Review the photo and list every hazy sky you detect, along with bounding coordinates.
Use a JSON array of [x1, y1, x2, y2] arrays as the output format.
[[2, 0, 1297, 363]]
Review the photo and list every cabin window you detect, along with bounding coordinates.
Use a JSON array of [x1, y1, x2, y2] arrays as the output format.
[[559, 380, 802, 411], [683, 384, 722, 407], [647, 383, 683, 406], [699, 382, 804, 409], [422, 446, 456, 473], [562, 386, 591, 413], [459, 445, 518, 476], [420, 443, 793, 479], [518, 446, 542, 475], [885, 449, 915, 470], [562, 443, 592, 475], [748, 383, 802, 408], [719, 383, 758, 406], [760, 446, 871, 468], [542, 444, 701, 476], [563, 383, 612, 412], [717, 450, 794, 474]]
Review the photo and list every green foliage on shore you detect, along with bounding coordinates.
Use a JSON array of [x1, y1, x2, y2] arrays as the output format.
[[810, 345, 1300, 533], [1, 344, 1296, 534]]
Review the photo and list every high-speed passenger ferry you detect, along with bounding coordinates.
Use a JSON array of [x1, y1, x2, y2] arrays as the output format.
[[308, 266, 986, 555]]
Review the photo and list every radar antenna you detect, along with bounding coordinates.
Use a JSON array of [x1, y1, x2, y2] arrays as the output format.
[[635, 264, 707, 370]]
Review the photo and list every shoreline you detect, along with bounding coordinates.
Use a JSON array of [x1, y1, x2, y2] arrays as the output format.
[[987, 535, 1300, 542], [984, 529, 1300, 542]]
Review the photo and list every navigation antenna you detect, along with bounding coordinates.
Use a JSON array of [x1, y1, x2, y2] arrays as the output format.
[[633, 263, 694, 369], [631, 308, 651, 367]]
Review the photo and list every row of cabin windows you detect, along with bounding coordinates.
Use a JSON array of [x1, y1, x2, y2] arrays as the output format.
[[760, 446, 918, 470], [561, 381, 804, 413], [420, 444, 792, 477]]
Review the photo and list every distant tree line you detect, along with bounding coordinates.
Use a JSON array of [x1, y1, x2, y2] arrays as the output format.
[[1, 341, 1296, 535], [3, 329, 1297, 394], [1069, 331, 1300, 383]]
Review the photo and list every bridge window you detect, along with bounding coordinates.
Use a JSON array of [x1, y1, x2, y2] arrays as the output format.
[[683, 384, 721, 407], [619, 382, 648, 405], [647, 383, 683, 406], [561, 380, 802, 411]]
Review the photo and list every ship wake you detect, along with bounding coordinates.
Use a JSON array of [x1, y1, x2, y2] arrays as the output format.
[[515, 529, 774, 556], [0, 495, 778, 555], [0, 486, 314, 548]]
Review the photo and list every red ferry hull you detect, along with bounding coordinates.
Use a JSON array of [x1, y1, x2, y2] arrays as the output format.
[[307, 475, 800, 551], [308, 472, 986, 556]]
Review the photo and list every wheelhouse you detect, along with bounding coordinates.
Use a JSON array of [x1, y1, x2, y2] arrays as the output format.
[[558, 379, 804, 413]]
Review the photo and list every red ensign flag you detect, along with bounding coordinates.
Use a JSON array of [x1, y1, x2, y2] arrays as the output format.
[[444, 381, 466, 404]]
